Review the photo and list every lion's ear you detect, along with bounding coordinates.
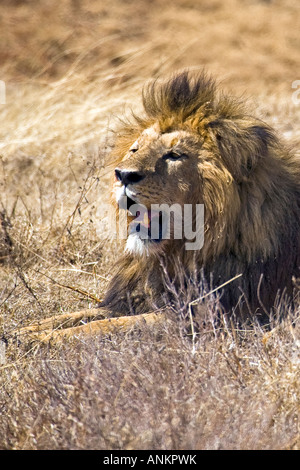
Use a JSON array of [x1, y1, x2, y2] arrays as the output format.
[[208, 120, 276, 182]]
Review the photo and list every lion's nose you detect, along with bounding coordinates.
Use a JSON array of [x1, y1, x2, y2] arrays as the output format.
[[115, 168, 145, 186]]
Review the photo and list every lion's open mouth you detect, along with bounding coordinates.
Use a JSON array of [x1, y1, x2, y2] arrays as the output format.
[[126, 196, 164, 243]]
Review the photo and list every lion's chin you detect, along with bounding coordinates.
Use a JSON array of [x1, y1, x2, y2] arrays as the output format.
[[125, 233, 165, 257]]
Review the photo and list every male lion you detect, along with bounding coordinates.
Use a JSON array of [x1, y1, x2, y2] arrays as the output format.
[[14, 71, 300, 345], [101, 70, 300, 322]]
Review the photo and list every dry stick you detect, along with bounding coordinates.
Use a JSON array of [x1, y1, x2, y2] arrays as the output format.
[[59, 157, 99, 243], [32, 268, 102, 303]]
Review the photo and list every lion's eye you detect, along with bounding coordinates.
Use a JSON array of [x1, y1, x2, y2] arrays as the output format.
[[130, 148, 138, 153], [163, 151, 186, 161]]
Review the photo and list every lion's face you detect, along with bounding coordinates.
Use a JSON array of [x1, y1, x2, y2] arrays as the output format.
[[113, 124, 206, 255]]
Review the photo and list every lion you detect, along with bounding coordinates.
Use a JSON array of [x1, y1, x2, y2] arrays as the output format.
[[100, 70, 300, 322], [14, 70, 300, 345]]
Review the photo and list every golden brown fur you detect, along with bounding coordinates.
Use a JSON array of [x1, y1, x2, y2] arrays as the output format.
[[102, 71, 300, 321]]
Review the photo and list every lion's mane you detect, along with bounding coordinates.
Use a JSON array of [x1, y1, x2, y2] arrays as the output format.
[[102, 71, 300, 320]]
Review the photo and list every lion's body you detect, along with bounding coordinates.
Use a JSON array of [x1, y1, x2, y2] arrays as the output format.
[[102, 71, 300, 321]]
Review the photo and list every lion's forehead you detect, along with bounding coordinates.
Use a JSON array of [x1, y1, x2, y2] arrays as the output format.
[[136, 126, 191, 149], [141, 125, 160, 139]]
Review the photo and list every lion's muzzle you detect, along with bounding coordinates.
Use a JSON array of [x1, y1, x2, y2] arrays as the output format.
[[115, 168, 146, 186]]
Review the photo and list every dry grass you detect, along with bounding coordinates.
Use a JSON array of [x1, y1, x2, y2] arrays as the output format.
[[0, 0, 299, 450], [1, 308, 299, 450]]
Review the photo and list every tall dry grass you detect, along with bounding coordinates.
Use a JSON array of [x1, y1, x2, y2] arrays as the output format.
[[0, 0, 299, 450]]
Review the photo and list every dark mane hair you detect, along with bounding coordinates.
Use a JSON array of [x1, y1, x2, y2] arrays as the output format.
[[141, 70, 248, 126]]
